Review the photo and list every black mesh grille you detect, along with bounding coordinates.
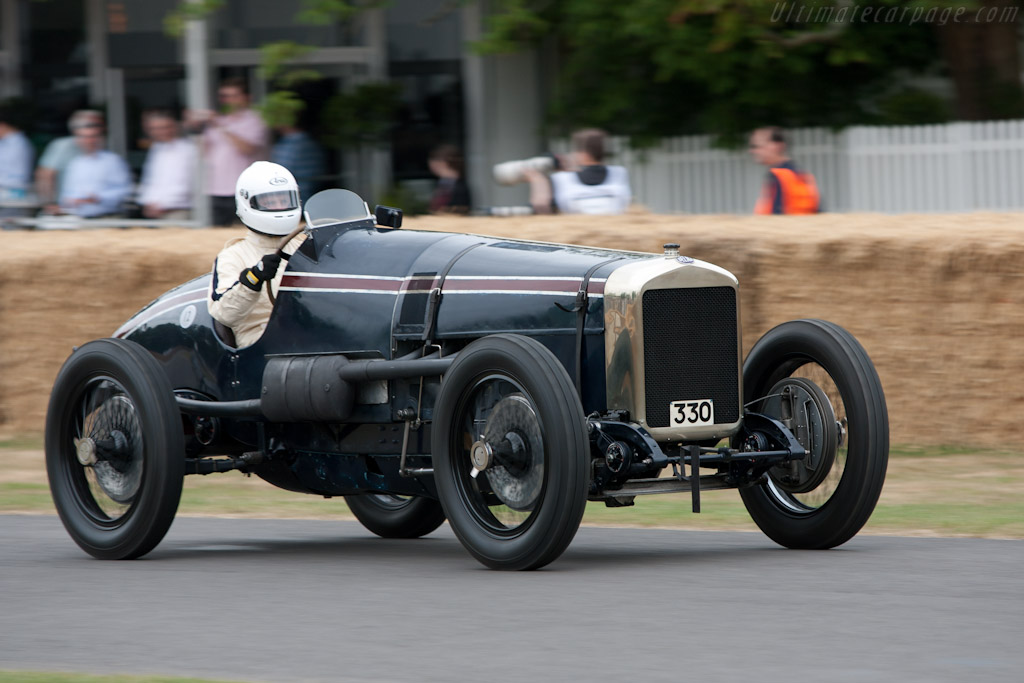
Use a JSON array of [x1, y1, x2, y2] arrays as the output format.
[[642, 287, 739, 428]]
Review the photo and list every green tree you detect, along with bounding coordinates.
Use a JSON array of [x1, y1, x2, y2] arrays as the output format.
[[473, 0, 973, 143], [936, 0, 1024, 121]]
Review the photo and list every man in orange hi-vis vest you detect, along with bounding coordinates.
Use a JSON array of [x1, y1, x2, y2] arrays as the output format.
[[749, 127, 820, 215]]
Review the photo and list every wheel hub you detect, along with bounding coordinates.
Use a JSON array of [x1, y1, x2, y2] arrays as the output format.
[[478, 394, 544, 511], [762, 377, 838, 494], [75, 437, 97, 466], [470, 440, 493, 473], [86, 396, 144, 504]]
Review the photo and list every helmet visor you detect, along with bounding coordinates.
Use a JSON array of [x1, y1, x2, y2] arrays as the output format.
[[250, 190, 299, 212]]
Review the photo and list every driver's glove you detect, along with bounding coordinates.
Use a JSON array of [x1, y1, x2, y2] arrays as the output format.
[[239, 253, 284, 292]]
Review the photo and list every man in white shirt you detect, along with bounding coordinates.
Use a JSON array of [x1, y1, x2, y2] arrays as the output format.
[[35, 109, 104, 205], [51, 125, 132, 218], [0, 106, 35, 198], [137, 110, 196, 221]]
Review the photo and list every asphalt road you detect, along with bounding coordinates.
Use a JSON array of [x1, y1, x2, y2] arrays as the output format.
[[1, 515, 1021, 683]]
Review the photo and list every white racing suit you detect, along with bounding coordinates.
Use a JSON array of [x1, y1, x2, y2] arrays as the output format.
[[207, 229, 303, 347]]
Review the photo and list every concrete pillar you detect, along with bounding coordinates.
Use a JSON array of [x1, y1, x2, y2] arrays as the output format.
[[461, 2, 546, 211], [362, 7, 390, 204], [184, 0, 212, 227], [85, 0, 108, 103], [105, 68, 126, 158]]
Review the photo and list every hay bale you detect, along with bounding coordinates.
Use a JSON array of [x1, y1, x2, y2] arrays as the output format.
[[3, 211, 1021, 446]]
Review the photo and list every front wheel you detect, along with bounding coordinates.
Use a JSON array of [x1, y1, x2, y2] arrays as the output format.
[[737, 320, 888, 549], [45, 339, 185, 559], [432, 334, 589, 570], [344, 494, 445, 539]]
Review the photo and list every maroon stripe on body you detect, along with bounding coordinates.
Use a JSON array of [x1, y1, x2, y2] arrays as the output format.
[[442, 278, 582, 293], [281, 275, 606, 294], [401, 278, 439, 292], [281, 275, 403, 291]]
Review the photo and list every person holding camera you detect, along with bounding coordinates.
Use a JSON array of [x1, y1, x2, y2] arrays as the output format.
[[495, 129, 630, 215], [548, 129, 631, 215], [186, 77, 269, 227]]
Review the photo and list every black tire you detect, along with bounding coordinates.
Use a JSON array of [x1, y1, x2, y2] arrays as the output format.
[[345, 494, 446, 539], [45, 338, 185, 559], [432, 334, 589, 570], [738, 320, 888, 549]]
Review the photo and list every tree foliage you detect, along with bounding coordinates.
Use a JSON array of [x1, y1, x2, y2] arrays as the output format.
[[474, 0, 955, 143], [164, 0, 395, 137]]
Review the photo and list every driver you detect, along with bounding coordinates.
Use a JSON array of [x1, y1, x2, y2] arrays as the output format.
[[208, 161, 305, 347]]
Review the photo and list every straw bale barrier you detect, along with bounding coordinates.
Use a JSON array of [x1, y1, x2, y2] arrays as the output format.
[[2, 210, 1021, 446]]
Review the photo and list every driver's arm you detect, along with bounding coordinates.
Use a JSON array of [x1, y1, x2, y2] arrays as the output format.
[[207, 245, 264, 330], [208, 235, 302, 346]]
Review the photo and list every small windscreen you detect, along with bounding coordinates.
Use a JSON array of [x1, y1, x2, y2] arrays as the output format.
[[251, 190, 299, 212], [303, 188, 373, 227]]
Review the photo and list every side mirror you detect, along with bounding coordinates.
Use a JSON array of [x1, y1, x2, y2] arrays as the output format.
[[374, 205, 403, 229]]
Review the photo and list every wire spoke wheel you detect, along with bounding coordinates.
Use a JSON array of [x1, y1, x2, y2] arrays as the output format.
[[433, 335, 588, 570], [737, 320, 888, 549], [456, 380, 545, 533], [71, 379, 145, 523], [46, 339, 184, 560]]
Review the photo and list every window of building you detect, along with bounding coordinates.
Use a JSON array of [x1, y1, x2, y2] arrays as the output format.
[[212, 0, 362, 49], [386, 1, 465, 197], [19, 0, 88, 142]]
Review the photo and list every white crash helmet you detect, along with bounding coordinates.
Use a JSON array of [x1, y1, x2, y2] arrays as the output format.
[[235, 161, 301, 236]]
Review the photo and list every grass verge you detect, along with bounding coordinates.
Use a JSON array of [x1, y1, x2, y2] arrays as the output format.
[[2, 439, 1022, 538]]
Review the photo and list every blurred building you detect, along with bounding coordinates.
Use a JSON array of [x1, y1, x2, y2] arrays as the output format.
[[0, 0, 550, 213]]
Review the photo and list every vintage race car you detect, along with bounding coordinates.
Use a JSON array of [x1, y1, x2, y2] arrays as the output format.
[[45, 190, 888, 570]]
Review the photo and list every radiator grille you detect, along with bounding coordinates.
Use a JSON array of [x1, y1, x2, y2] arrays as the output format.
[[641, 287, 739, 428]]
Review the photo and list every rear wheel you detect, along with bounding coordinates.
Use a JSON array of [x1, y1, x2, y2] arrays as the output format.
[[432, 334, 589, 570], [344, 494, 445, 538], [46, 339, 184, 559], [737, 320, 888, 549]]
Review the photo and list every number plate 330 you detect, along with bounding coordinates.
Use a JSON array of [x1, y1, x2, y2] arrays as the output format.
[[670, 399, 714, 426]]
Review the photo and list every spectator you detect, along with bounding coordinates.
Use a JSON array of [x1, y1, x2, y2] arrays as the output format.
[[271, 122, 327, 202], [137, 110, 196, 221], [549, 129, 631, 214], [49, 125, 132, 218], [428, 144, 471, 214], [0, 104, 35, 207], [35, 109, 104, 205], [186, 77, 269, 227], [749, 126, 820, 214]]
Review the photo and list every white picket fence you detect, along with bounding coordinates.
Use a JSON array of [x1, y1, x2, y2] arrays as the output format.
[[556, 121, 1024, 214]]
